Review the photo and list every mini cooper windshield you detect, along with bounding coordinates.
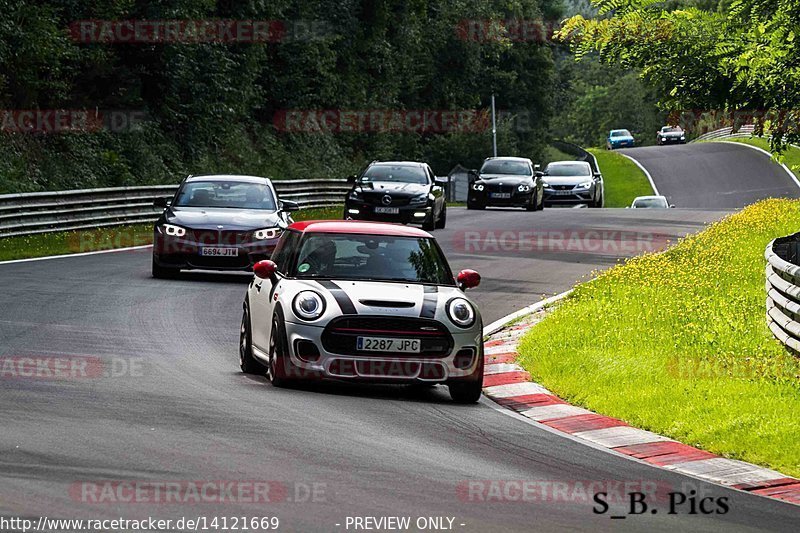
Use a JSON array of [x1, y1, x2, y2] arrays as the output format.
[[174, 180, 277, 210], [292, 233, 454, 285]]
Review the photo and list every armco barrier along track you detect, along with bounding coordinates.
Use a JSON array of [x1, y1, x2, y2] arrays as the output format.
[[766, 235, 800, 355], [0, 180, 350, 238]]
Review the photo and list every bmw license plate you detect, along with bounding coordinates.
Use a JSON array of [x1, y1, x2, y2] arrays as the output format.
[[199, 247, 238, 257], [357, 336, 420, 353], [490, 193, 511, 199], [374, 207, 400, 214]]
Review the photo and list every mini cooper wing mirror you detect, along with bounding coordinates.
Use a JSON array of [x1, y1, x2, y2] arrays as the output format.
[[457, 269, 481, 290], [280, 200, 300, 212], [254, 260, 278, 279], [153, 197, 170, 208]]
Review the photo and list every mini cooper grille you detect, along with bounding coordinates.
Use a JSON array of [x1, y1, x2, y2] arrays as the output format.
[[322, 317, 453, 358]]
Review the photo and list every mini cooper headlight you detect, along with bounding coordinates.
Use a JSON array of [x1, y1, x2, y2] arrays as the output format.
[[517, 184, 531, 192], [293, 291, 325, 321], [447, 297, 476, 328], [472, 183, 485, 191], [162, 224, 186, 237], [254, 227, 281, 240]]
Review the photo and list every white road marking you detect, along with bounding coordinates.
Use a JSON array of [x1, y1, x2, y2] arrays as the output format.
[[618, 152, 659, 196], [483, 381, 551, 398], [572, 426, 672, 448], [718, 140, 800, 190], [0, 245, 153, 265], [665, 458, 786, 486], [519, 404, 592, 421]]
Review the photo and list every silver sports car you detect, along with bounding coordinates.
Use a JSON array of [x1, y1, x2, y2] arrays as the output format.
[[239, 220, 485, 403]]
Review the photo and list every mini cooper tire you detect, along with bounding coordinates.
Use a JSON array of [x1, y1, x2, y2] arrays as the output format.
[[448, 379, 483, 404], [268, 310, 298, 387], [448, 353, 483, 404], [239, 305, 264, 375]]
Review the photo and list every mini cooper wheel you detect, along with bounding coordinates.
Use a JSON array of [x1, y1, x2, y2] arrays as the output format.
[[268, 310, 298, 387], [239, 305, 264, 374], [448, 354, 484, 404]]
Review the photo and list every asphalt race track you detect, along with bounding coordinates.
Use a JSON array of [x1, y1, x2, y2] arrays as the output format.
[[621, 141, 800, 208], [2, 144, 800, 532]]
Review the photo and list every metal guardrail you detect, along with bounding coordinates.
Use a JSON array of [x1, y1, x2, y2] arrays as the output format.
[[765, 235, 800, 355], [550, 140, 601, 175], [0, 179, 350, 237], [691, 125, 755, 142]]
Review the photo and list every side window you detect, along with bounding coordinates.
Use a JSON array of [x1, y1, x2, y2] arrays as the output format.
[[271, 230, 301, 273]]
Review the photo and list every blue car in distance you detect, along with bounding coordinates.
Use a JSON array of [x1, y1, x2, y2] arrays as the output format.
[[607, 129, 635, 150]]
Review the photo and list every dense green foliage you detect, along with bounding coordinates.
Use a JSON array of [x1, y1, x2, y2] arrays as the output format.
[[560, 0, 800, 152], [0, 0, 560, 193], [552, 51, 663, 147]]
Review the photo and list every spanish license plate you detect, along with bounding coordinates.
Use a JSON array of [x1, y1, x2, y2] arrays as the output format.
[[490, 192, 511, 199], [199, 247, 238, 257], [357, 336, 420, 353], [552, 190, 574, 196], [374, 207, 400, 214]]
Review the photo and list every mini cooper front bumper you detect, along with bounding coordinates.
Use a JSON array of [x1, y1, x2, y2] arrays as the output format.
[[274, 316, 483, 383]]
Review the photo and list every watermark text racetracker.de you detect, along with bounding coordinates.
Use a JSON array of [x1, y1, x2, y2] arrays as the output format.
[[0, 356, 145, 380], [273, 109, 535, 134], [453, 229, 670, 255], [0, 109, 147, 134], [70, 480, 326, 504], [69, 19, 333, 44]]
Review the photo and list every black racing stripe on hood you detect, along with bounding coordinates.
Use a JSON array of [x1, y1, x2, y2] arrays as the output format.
[[317, 280, 357, 315], [420, 285, 438, 318]]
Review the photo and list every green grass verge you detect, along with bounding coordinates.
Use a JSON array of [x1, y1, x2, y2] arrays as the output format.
[[718, 137, 800, 178], [517, 198, 800, 477], [0, 205, 343, 262], [588, 148, 654, 208]]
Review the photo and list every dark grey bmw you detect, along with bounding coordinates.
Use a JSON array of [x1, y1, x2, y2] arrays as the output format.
[[151, 175, 298, 278]]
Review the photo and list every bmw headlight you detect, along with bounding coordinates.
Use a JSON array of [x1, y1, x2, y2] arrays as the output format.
[[162, 224, 186, 237], [292, 291, 326, 321], [517, 184, 531, 192], [472, 183, 485, 191], [254, 227, 282, 240], [447, 297, 476, 328], [576, 181, 593, 189]]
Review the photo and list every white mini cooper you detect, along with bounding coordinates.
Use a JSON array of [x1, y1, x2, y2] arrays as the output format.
[[239, 220, 484, 403]]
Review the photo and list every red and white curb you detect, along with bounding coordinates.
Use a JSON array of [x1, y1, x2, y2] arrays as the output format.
[[481, 302, 800, 507]]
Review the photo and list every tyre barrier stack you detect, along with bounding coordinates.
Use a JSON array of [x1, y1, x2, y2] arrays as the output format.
[[765, 234, 800, 355]]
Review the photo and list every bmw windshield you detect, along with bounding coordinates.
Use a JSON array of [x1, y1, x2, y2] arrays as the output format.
[[174, 180, 277, 210], [291, 233, 454, 285], [480, 160, 531, 175]]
